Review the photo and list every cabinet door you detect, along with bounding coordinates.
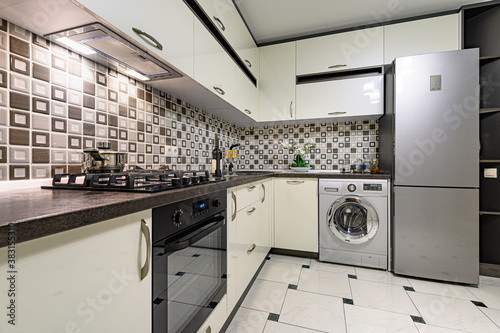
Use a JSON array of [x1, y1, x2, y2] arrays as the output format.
[[197, 0, 258, 78], [296, 75, 383, 120], [77, 0, 194, 76], [297, 27, 383, 75], [384, 14, 460, 64], [194, 20, 236, 105], [226, 189, 238, 314], [234, 69, 259, 121], [274, 178, 319, 252], [259, 42, 296, 121], [0, 210, 152, 333], [197, 295, 227, 333]]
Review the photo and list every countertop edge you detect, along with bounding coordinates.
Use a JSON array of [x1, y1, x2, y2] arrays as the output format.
[[0, 172, 390, 247]]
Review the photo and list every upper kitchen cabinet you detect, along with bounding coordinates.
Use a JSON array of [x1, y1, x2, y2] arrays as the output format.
[[296, 74, 384, 120], [195, 0, 259, 79], [259, 42, 296, 122], [384, 14, 460, 64], [296, 27, 384, 76], [194, 20, 258, 121], [76, 0, 194, 77]]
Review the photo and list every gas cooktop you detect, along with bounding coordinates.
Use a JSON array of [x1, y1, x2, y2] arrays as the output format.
[[41, 168, 225, 193]]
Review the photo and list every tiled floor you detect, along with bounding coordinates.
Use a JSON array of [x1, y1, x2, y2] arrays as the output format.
[[225, 254, 500, 333]]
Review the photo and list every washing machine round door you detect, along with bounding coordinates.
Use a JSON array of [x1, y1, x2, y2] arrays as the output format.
[[327, 197, 379, 244]]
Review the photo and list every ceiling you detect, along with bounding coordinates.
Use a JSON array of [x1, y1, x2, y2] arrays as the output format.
[[234, 0, 491, 45]]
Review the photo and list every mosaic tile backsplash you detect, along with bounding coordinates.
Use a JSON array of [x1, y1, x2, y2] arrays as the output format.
[[0, 18, 379, 181]]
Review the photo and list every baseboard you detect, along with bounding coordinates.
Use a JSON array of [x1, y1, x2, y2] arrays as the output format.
[[270, 248, 319, 259], [480, 263, 500, 278]]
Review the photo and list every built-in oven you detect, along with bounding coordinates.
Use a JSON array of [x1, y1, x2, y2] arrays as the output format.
[[152, 190, 227, 333]]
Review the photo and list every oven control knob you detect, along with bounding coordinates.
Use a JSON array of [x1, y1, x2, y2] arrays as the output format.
[[172, 209, 185, 227], [213, 198, 221, 207], [347, 184, 356, 192]]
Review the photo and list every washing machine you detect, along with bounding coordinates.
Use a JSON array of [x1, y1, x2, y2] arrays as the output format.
[[319, 178, 388, 269]]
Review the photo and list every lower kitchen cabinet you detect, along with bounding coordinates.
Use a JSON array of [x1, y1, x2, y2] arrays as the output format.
[[274, 178, 319, 253], [0, 210, 152, 333], [197, 295, 227, 333], [226, 179, 272, 314]]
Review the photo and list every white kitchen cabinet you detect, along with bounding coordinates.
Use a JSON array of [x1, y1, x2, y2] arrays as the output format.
[[235, 69, 259, 121], [226, 179, 272, 314], [0, 210, 152, 333], [297, 27, 384, 76], [296, 75, 383, 120], [274, 178, 318, 252], [77, 0, 194, 77], [384, 14, 460, 64], [196, 0, 259, 79], [197, 295, 227, 333], [259, 42, 296, 121]]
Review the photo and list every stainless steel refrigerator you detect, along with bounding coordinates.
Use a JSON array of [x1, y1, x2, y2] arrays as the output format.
[[380, 49, 480, 285]]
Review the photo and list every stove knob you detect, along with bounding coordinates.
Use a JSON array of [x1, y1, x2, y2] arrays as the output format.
[[172, 209, 185, 227], [347, 184, 356, 192], [213, 198, 221, 207]]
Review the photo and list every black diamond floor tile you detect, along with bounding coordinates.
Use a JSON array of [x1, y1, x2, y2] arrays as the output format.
[[411, 315, 426, 324]]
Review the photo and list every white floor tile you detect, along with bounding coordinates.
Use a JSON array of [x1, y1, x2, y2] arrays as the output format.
[[355, 267, 411, 286], [408, 278, 479, 301], [241, 279, 289, 313], [467, 284, 500, 310], [310, 260, 356, 275], [298, 268, 351, 298], [257, 260, 302, 285], [409, 291, 500, 333], [263, 320, 325, 333], [350, 279, 420, 316], [225, 307, 268, 333], [415, 323, 469, 333], [269, 254, 312, 266], [479, 275, 500, 286], [480, 307, 500, 327], [279, 289, 346, 333], [345, 304, 419, 333]]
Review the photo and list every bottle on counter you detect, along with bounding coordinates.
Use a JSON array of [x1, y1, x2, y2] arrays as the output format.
[[370, 159, 380, 174], [212, 135, 223, 178]]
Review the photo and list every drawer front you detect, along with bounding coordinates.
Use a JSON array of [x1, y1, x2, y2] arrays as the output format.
[[236, 182, 261, 211], [196, 295, 227, 333], [236, 202, 261, 246], [236, 236, 264, 299]]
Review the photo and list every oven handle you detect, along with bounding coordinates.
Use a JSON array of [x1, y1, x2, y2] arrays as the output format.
[[140, 219, 151, 280], [163, 216, 225, 254]]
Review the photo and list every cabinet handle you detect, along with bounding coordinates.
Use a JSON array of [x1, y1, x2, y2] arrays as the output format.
[[213, 16, 226, 31], [289, 101, 293, 118], [132, 27, 163, 51], [328, 112, 347, 116], [247, 185, 256, 191], [247, 243, 256, 254], [244, 59, 252, 68], [247, 207, 257, 214], [140, 219, 151, 280], [244, 109, 252, 115], [287, 180, 305, 185], [214, 86, 225, 95], [261, 183, 265, 203], [206, 325, 212, 333], [328, 64, 347, 69], [231, 191, 237, 221]]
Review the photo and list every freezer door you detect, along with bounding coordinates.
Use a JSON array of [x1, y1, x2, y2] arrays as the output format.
[[394, 49, 479, 187], [393, 186, 479, 285]]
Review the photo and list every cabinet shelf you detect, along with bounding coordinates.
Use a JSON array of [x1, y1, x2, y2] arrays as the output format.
[[480, 211, 500, 215], [480, 108, 500, 114]]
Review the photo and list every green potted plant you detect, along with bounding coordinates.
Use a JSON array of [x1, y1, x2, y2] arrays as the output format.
[[281, 140, 317, 171]]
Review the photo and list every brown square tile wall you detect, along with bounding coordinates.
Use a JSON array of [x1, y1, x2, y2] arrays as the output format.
[[0, 19, 240, 181], [0, 19, 379, 181]]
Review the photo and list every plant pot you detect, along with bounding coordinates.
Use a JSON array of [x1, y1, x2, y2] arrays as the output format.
[[290, 166, 311, 172]]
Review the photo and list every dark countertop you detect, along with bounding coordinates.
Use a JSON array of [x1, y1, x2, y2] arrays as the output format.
[[0, 171, 390, 247]]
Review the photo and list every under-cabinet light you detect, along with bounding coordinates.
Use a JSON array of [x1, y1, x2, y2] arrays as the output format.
[[56, 37, 96, 55], [125, 69, 150, 81]]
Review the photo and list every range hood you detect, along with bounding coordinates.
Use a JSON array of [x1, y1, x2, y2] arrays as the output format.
[[46, 23, 182, 81]]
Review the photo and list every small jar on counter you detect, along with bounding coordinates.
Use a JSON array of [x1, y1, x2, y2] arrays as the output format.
[[370, 159, 379, 174]]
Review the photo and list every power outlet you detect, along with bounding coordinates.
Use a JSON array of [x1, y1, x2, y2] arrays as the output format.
[[165, 146, 178, 157]]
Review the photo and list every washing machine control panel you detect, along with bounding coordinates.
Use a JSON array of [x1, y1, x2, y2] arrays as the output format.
[[347, 184, 356, 192], [363, 184, 383, 192]]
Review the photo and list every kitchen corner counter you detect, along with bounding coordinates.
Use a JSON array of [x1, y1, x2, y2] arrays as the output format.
[[0, 171, 390, 247], [0, 174, 271, 248]]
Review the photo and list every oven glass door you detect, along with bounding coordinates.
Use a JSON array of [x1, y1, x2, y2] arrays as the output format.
[[153, 213, 227, 333]]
